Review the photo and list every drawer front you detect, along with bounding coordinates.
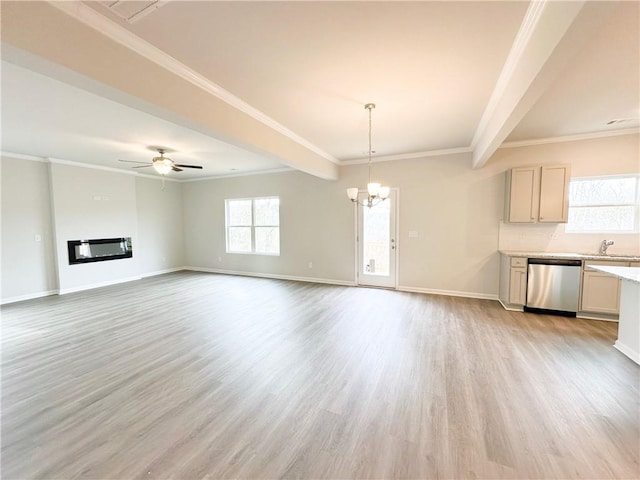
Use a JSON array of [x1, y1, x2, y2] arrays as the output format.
[[511, 257, 527, 268], [584, 260, 630, 271]]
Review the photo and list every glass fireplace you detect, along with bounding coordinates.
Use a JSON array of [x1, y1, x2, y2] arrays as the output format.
[[67, 237, 132, 265]]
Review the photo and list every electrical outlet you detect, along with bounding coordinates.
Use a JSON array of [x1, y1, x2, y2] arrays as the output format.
[[218, 256, 222, 262], [308, 262, 313, 269], [34, 234, 42, 242]]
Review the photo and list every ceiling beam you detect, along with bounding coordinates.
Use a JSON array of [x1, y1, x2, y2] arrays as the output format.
[[471, 0, 616, 169], [0, 1, 339, 180]]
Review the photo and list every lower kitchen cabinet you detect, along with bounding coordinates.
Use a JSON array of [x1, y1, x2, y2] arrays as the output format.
[[509, 267, 527, 305], [581, 270, 621, 314], [499, 255, 527, 308], [580, 261, 629, 315]]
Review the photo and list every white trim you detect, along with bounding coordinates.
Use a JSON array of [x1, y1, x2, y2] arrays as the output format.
[[184, 266, 356, 287], [140, 267, 185, 278], [614, 340, 640, 365], [58, 275, 142, 295], [500, 128, 640, 149], [341, 146, 472, 165], [498, 298, 524, 312], [1, 289, 59, 305], [181, 167, 294, 182], [576, 313, 619, 322], [46, 157, 182, 182], [471, 0, 548, 149], [0, 151, 48, 162], [48, 1, 338, 165], [398, 285, 499, 301]]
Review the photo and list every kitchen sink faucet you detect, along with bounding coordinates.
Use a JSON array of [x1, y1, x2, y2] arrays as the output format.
[[599, 239, 614, 255]]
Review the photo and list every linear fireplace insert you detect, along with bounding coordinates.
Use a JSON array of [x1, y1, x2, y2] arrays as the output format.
[[67, 237, 132, 265]]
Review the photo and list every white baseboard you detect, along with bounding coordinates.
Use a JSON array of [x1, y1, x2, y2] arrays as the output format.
[[576, 313, 619, 322], [1, 289, 59, 305], [140, 267, 185, 278], [614, 340, 640, 365], [497, 298, 524, 311], [397, 285, 499, 301], [59, 276, 142, 295], [184, 266, 357, 287]]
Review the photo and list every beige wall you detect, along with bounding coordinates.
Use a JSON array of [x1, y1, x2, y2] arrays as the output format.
[[341, 153, 505, 296], [3, 132, 638, 303], [182, 170, 355, 283], [135, 177, 185, 275], [49, 163, 140, 293], [492, 133, 640, 255], [183, 151, 506, 298], [1, 156, 57, 301], [1, 157, 186, 302]]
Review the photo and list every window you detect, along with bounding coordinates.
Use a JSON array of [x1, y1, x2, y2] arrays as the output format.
[[566, 175, 639, 233], [225, 197, 280, 255]]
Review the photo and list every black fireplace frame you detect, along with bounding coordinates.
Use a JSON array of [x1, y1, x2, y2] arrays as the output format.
[[67, 237, 132, 265]]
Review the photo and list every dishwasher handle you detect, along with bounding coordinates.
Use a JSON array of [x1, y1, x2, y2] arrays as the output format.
[[528, 258, 581, 267]]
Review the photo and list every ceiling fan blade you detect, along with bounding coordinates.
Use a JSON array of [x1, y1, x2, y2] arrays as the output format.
[[172, 166, 184, 172], [132, 164, 153, 169], [174, 164, 203, 169], [118, 159, 149, 164]]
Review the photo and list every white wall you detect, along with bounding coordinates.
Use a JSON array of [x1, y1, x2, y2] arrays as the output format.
[[1, 156, 57, 301], [341, 153, 505, 297], [3, 132, 638, 303], [182, 151, 506, 298], [135, 177, 185, 275], [1, 157, 187, 302], [182, 170, 355, 283], [49, 163, 140, 293], [492, 134, 640, 255]]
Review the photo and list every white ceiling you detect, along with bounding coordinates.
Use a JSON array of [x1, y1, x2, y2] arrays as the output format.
[[1, 60, 285, 177], [1, 1, 638, 179]]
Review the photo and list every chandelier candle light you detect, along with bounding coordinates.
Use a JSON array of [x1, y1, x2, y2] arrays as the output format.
[[346, 103, 390, 208]]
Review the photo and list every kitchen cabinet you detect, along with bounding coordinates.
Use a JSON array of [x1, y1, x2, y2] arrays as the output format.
[[580, 261, 629, 315], [509, 266, 527, 305], [505, 165, 570, 223], [499, 255, 527, 308]]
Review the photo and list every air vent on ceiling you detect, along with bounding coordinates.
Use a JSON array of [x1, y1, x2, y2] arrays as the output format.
[[101, 1, 167, 23]]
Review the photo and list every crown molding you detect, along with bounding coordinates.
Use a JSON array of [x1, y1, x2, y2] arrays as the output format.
[[47, 1, 338, 165], [1, 151, 48, 162], [499, 127, 640, 149], [46, 157, 181, 182], [2, 149, 291, 182], [340, 146, 472, 166], [181, 167, 294, 183]]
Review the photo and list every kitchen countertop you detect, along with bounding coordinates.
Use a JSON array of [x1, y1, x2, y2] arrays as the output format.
[[590, 266, 640, 284], [499, 250, 640, 262]]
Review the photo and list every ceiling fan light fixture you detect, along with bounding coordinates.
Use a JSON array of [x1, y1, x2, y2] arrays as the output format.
[[153, 157, 173, 175]]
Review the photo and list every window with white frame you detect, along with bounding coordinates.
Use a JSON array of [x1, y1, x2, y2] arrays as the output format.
[[566, 175, 640, 233], [225, 197, 280, 255]]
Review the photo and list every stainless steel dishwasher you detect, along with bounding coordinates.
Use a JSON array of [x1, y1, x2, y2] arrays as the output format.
[[524, 258, 581, 315]]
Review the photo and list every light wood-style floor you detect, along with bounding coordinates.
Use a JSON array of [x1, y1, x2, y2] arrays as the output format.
[[2, 271, 638, 479]]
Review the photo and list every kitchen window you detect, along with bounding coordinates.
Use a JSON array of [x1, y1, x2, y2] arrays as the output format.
[[566, 175, 639, 233], [225, 197, 280, 255]]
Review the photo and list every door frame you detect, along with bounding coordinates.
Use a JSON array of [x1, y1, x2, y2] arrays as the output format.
[[353, 188, 399, 289]]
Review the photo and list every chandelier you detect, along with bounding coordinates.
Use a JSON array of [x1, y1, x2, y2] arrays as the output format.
[[346, 103, 390, 208]]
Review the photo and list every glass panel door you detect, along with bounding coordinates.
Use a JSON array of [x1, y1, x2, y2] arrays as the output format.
[[357, 190, 397, 288]]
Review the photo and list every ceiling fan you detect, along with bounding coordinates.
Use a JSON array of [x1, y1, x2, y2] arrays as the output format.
[[118, 148, 203, 175]]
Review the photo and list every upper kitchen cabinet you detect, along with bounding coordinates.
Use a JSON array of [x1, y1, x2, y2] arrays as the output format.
[[505, 165, 570, 223]]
